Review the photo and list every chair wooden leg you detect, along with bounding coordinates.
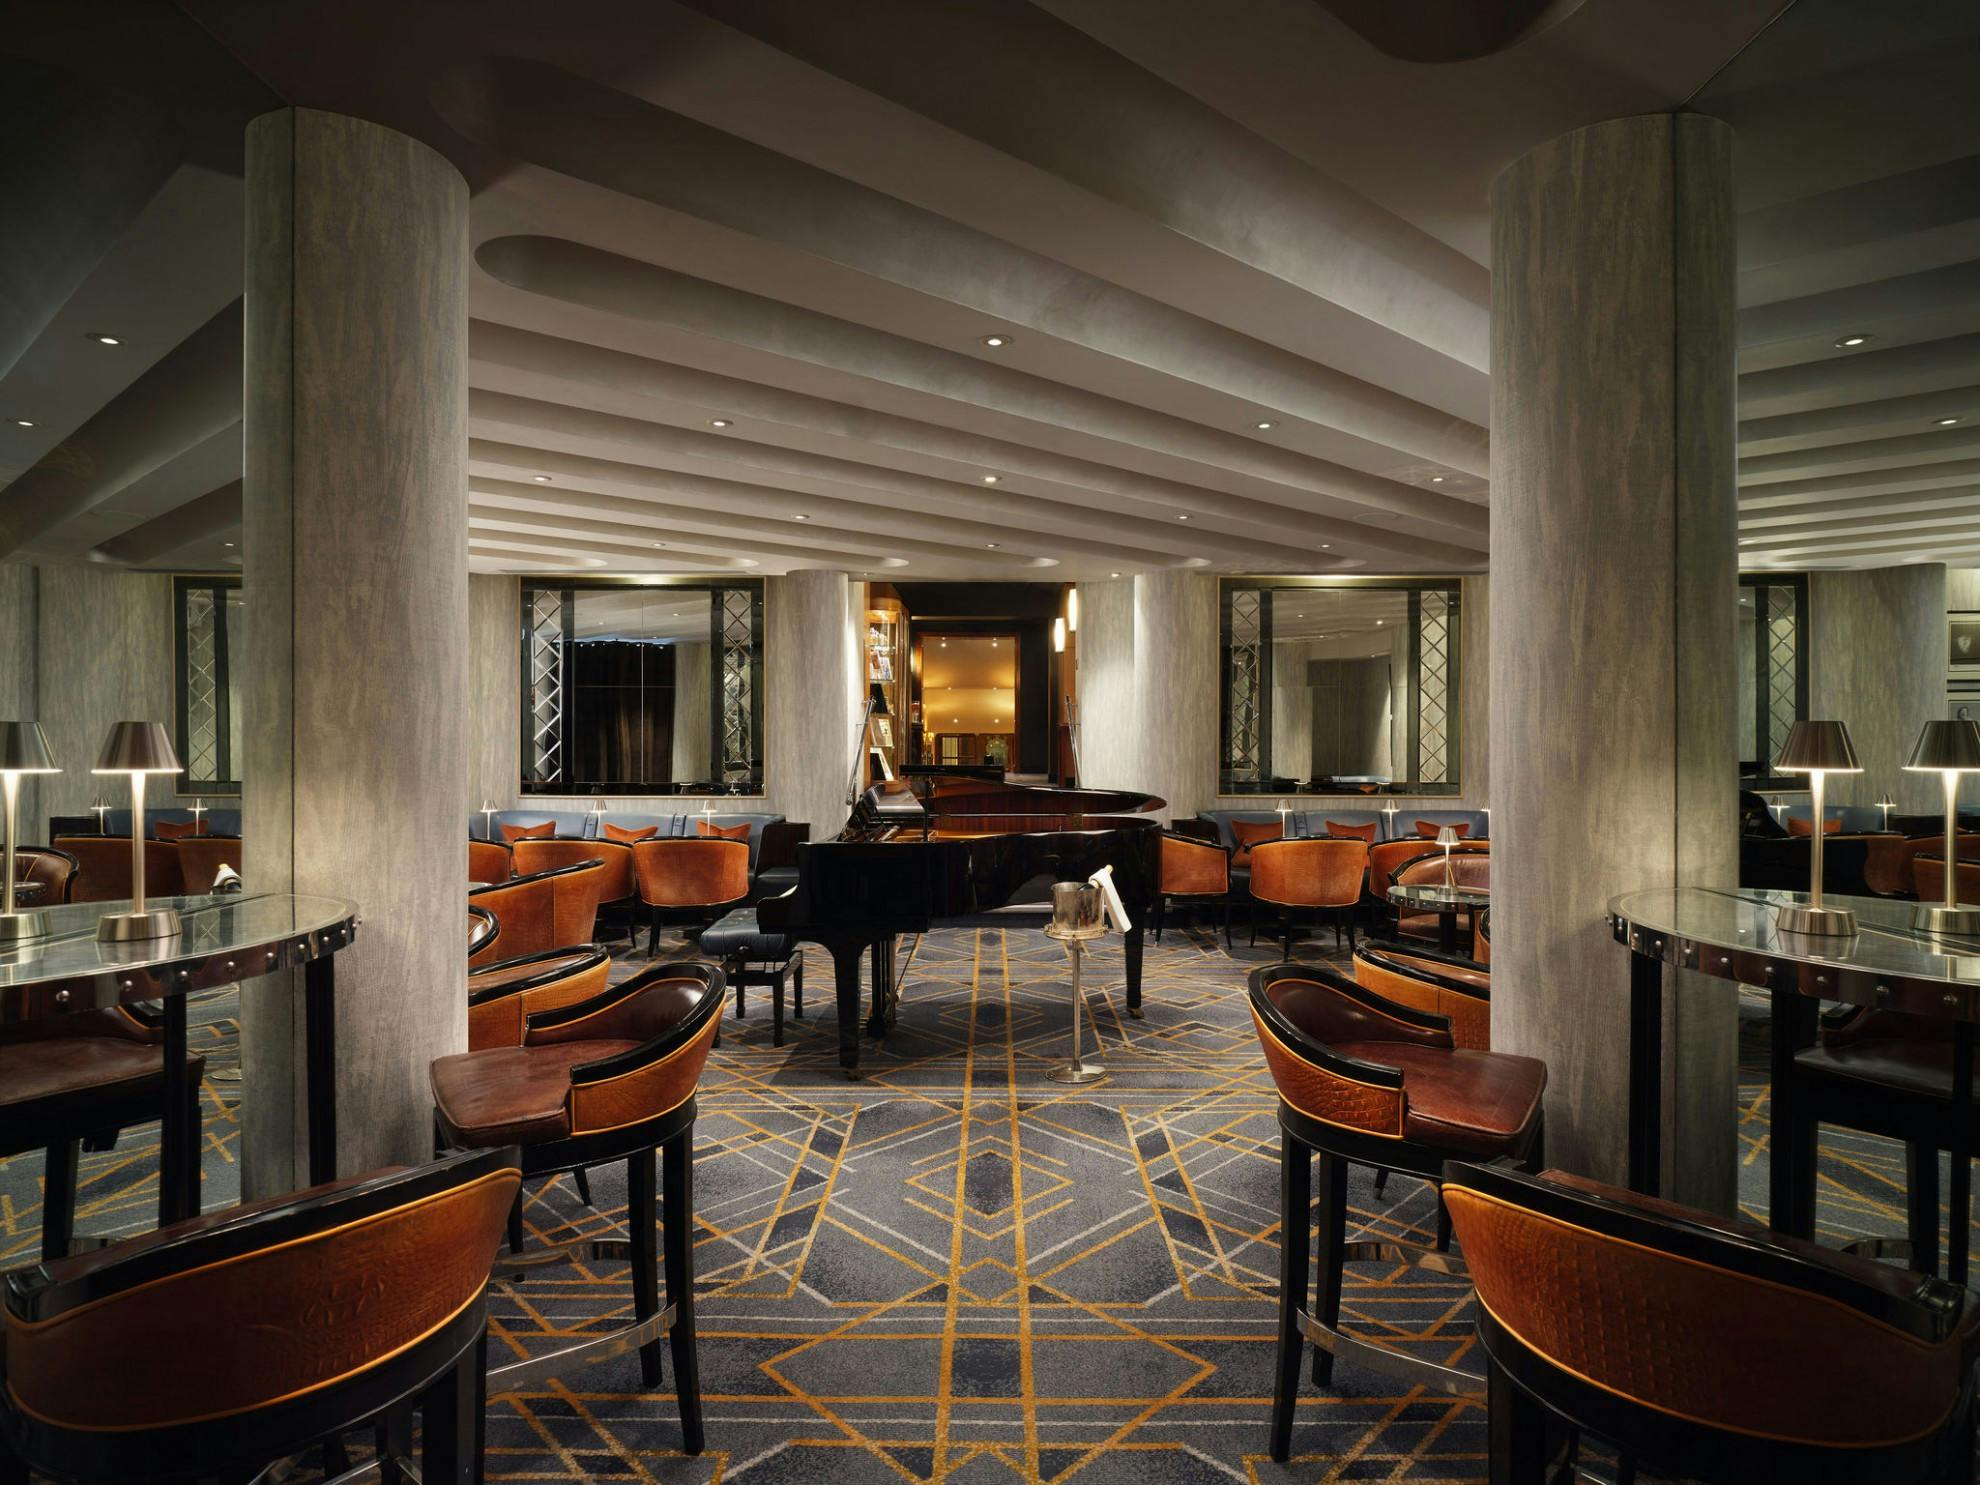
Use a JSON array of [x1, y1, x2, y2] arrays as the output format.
[[1908, 1141, 1942, 1276], [376, 1404, 413, 1484], [1311, 1150, 1347, 1388], [41, 1138, 79, 1262], [629, 1150, 664, 1388], [1269, 1131, 1311, 1464], [734, 976, 748, 1019], [506, 1190, 525, 1255], [1435, 1188, 1452, 1253], [793, 954, 804, 1018], [184, 1076, 202, 1213], [1152, 895, 1165, 943], [663, 1129, 705, 1455], [573, 1166, 594, 1207], [772, 963, 786, 1048], [1372, 1166, 1389, 1199], [1488, 1356, 1550, 1485], [1222, 897, 1233, 950], [420, 1331, 485, 1485]]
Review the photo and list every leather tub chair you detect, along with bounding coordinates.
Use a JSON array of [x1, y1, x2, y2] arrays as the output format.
[[1915, 852, 1980, 905], [515, 837, 634, 941], [1391, 850, 1489, 946], [1896, 833, 1980, 898], [468, 904, 500, 960], [468, 946, 613, 1053], [1475, 908, 1491, 965], [468, 837, 514, 886], [1445, 1160, 1980, 1485], [53, 837, 182, 904], [7, 846, 77, 906], [174, 836, 242, 895], [1249, 962, 1546, 1462], [1352, 940, 1491, 1051], [1367, 837, 1487, 904], [0, 1006, 204, 1261], [467, 858, 607, 968], [1152, 831, 1234, 948], [429, 962, 723, 1453], [0, 1148, 520, 1485], [632, 838, 751, 957], [1248, 837, 1368, 959]]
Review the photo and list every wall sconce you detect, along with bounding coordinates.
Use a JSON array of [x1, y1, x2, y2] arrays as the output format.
[[0, 722, 61, 942], [1067, 586, 1079, 634], [1053, 616, 1066, 653], [92, 721, 184, 941], [1906, 719, 1980, 935], [1773, 720, 1861, 936]]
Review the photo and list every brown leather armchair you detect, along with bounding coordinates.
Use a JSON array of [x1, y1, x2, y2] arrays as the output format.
[[632, 838, 751, 957], [0, 1148, 520, 1484], [1249, 962, 1545, 1460], [468, 904, 500, 959], [430, 962, 724, 1452], [1446, 1160, 1980, 1485], [515, 836, 634, 940], [1914, 852, 1980, 905], [468, 837, 514, 886], [468, 946, 612, 1052], [1247, 836, 1368, 958], [1153, 831, 1234, 947], [175, 835, 242, 894], [1352, 940, 1491, 1051], [1368, 837, 1487, 901], [7, 845, 77, 905], [467, 858, 608, 967], [53, 836, 182, 903], [1391, 850, 1489, 945], [0, 1006, 205, 1261]]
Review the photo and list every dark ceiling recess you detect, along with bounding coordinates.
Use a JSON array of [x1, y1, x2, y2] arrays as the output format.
[[894, 582, 1069, 620], [1315, 0, 1587, 62]]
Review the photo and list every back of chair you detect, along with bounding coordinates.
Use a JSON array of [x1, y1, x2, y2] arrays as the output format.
[[631, 838, 750, 908], [515, 837, 630, 906], [10, 846, 78, 905], [468, 873, 555, 966], [1353, 941, 1490, 1049], [1444, 1160, 1980, 1453], [468, 905, 500, 959], [54, 837, 182, 903], [1160, 832, 1229, 896], [468, 838, 513, 886], [176, 836, 243, 894], [3, 1148, 520, 1435], [1249, 837, 1367, 910], [1916, 853, 1980, 904], [524, 961, 726, 1136], [1394, 851, 1490, 893]]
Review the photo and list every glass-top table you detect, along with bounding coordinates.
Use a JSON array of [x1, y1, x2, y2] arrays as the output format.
[[0, 891, 359, 1230], [1389, 883, 1488, 954], [1611, 885, 1980, 1282]]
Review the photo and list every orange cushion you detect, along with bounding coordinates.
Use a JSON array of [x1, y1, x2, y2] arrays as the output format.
[[1325, 820, 1377, 843], [602, 822, 658, 843], [153, 820, 205, 840], [1229, 819, 1282, 866], [696, 820, 750, 841], [499, 821, 555, 844], [1416, 820, 1470, 839], [1786, 815, 1841, 836]]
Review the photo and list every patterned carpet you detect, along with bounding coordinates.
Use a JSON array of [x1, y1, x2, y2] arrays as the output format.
[[0, 919, 1963, 1482]]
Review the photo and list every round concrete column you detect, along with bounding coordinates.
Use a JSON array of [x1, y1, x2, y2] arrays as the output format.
[[240, 109, 469, 1194], [1489, 114, 1740, 1209], [768, 570, 860, 836], [1131, 571, 1217, 822]]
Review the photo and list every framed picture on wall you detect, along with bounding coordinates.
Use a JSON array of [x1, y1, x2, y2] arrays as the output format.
[[1953, 613, 1980, 667]]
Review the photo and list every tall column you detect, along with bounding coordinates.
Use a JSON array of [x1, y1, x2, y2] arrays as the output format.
[[1073, 579, 1136, 791], [1490, 115, 1739, 1209], [0, 565, 36, 835], [767, 570, 860, 836], [467, 573, 521, 811], [1809, 565, 1945, 812], [241, 109, 468, 1194], [1131, 571, 1217, 821]]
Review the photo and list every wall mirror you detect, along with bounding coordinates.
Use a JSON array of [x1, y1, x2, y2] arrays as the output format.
[[520, 579, 765, 796], [1219, 577, 1461, 795], [173, 575, 243, 796], [1738, 572, 1808, 790]]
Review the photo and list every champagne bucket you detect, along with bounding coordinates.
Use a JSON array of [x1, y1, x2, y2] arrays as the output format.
[[1051, 881, 1105, 937]]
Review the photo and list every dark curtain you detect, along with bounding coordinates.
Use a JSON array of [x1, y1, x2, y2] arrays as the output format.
[[567, 640, 676, 788]]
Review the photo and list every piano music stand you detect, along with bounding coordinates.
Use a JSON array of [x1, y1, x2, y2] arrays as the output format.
[[1044, 919, 1108, 1085]]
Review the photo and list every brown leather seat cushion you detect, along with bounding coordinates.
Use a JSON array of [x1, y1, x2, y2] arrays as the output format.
[[1334, 1041, 1544, 1156], [430, 1039, 640, 1146], [0, 1037, 206, 1110]]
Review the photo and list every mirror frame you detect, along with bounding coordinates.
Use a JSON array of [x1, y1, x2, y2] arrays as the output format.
[[1738, 570, 1809, 792], [173, 573, 243, 797]]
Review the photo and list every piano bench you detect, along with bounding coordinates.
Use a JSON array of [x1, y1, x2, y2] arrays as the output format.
[[700, 908, 804, 1047]]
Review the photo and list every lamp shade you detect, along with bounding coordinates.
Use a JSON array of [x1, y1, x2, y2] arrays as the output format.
[[1775, 720, 1861, 774], [91, 721, 183, 774], [868, 681, 891, 718], [1436, 825, 1460, 846], [0, 722, 58, 773], [1905, 719, 1980, 772]]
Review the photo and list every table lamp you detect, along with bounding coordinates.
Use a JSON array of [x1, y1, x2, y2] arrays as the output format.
[[1905, 718, 1980, 936], [1436, 824, 1459, 887], [188, 796, 206, 836], [92, 721, 184, 941], [1875, 796, 1896, 833], [89, 797, 111, 834], [1380, 800, 1399, 840], [0, 722, 61, 943], [1275, 797, 1290, 839], [1773, 720, 1861, 936], [478, 798, 496, 840]]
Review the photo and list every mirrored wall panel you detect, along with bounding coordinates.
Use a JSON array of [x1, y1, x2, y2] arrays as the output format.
[[174, 576, 243, 795], [1220, 578, 1461, 795], [520, 580, 765, 796], [1738, 572, 1808, 789]]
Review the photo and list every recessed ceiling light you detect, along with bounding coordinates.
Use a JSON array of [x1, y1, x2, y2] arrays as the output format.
[[1936, 416, 1962, 427], [794, 514, 810, 521], [87, 333, 121, 346], [1110, 571, 1120, 578], [1376, 619, 1384, 626], [1255, 420, 1276, 431], [982, 474, 1000, 484], [1430, 475, 1445, 483], [532, 475, 552, 483], [1321, 543, 1331, 549], [980, 334, 1012, 348], [710, 418, 732, 429], [1834, 334, 1873, 349], [222, 541, 236, 548], [986, 542, 999, 548], [12, 419, 32, 428], [1738, 537, 1751, 545], [1177, 514, 1190, 521], [651, 542, 664, 548]]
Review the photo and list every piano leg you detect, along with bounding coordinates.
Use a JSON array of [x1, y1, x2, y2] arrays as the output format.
[[1124, 922, 1145, 1019], [829, 942, 867, 1079], [867, 936, 898, 1037]]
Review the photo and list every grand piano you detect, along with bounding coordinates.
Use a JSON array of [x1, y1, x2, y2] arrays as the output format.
[[757, 774, 1165, 1076]]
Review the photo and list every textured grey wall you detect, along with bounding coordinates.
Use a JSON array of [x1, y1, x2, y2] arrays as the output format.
[[765, 570, 858, 835], [35, 565, 174, 833], [1133, 571, 1217, 820], [1073, 578, 1136, 791], [467, 573, 520, 811], [1489, 114, 1738, 1208], [671, 639, 712, 783], [242, 108, 469, 1191], [0, 563, 38, 833], [1949, 569, 1980, 611], [1810, 564, 1946, 810]]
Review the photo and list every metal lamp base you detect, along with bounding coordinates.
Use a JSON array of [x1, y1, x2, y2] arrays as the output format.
[[97, 907, 183, 942], [1047, 1059, 1108, 1085], [0, 909, 52, 942], [1915, 904, 1980, 937], [1775, 903, 1858, 937]]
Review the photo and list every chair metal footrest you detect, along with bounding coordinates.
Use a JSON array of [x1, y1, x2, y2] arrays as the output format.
[[487, 1302, 677, 1394], [490, 1237, 635, 1280], [1339, 1237, 1469, 1278], [1297, 1311, 1485, 1399]]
